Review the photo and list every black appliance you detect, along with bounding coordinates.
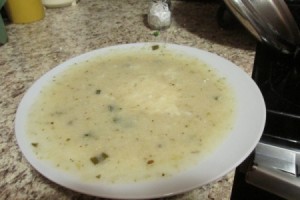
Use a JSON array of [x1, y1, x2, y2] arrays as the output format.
[[218, 1, 300, 199]]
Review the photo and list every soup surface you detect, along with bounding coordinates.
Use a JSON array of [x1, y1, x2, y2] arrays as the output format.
[[26, 45, 236, 183]]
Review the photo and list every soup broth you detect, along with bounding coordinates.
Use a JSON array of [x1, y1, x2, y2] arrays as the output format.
[[26, 45, 236, 183]]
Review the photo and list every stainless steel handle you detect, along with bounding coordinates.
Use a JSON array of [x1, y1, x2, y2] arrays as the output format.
[[246, 165, 300, 200], [245, 142, 300, 199], [254, 142, 299, 175]]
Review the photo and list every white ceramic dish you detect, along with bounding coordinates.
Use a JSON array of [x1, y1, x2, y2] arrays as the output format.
[[42, 0, 76, 8], [15, 43, 266, 199]]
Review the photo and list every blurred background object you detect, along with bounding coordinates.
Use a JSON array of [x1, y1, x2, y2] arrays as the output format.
[[4, 0, 44, 24], [0, 0, 7, 44], [42, 0, 77, 8]]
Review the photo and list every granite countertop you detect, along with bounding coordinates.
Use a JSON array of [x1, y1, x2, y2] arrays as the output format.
[[0, 0, 256, 199]]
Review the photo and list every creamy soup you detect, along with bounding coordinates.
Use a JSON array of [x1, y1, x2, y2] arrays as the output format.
[[27, 45, 236, 183]]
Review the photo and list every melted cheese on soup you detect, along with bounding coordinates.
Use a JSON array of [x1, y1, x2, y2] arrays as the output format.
[[27, 45, 236, 183]]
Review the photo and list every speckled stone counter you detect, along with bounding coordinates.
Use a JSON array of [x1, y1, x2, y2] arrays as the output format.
[[0, 1, 257, 199]]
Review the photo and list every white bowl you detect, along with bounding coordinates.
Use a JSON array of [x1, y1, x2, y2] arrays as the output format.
[[15, 43, 266, 199]]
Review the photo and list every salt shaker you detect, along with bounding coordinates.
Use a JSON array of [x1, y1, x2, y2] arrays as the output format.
[[148, 0, 171, 30]]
